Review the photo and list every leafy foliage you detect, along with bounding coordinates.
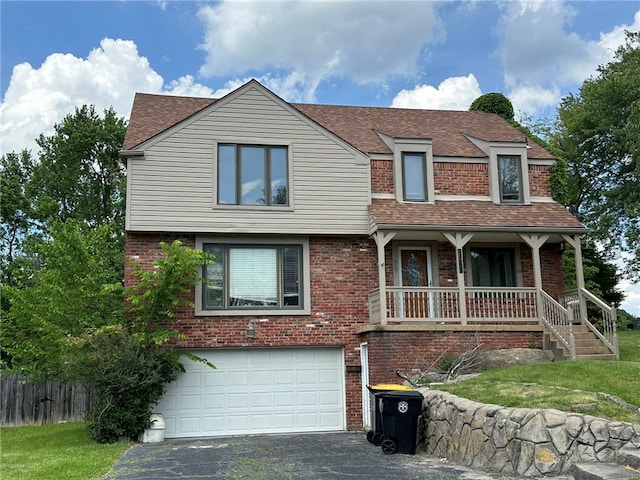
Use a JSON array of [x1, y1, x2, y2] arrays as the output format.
[[1, 220, 124, 377], [469, 92, 515, 121], [66, 240, 213, 443], [550, 32, 640, 280]]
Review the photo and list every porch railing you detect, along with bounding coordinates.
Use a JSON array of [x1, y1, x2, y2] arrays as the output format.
[[559, 288, 619, 359], [370, 287, 539, 323], [540, 290, 575, 359]]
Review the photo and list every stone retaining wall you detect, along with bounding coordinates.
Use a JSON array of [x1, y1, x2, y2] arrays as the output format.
[[419, 388, 640, 477]]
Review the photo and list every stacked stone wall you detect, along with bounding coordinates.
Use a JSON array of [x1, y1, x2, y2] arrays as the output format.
[[419, 389, 640, 477]]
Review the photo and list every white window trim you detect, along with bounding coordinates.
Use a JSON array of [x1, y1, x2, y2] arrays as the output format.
[[195, 236, 310, 316], [489, 145, 530, 205], [393, 139, 434, 203]]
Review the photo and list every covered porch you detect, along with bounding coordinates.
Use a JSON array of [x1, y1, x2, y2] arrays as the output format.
[[367, 200, 619, 360]]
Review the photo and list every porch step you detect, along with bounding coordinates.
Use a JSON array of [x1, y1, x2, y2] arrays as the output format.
[[573, 448, 640, 480], [543, 326, 615, 362]]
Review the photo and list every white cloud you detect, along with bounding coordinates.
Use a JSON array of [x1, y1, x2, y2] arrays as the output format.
[[619, 278, 640, 317], [509, 85, 561, 119], [197, 1, 444, 102], [496, 2, 640, 117], [391, 74, 482, 110], [0, 38, 213, 156]]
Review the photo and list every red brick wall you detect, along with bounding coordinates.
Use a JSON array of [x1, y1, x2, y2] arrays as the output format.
[[125, 233, 378, 429], [529, 164, 552, 197], [434, 162, 490, 196], [371, 159, 394, 195], [362, 330, 542, 385], [541, 243, 564, 299], [369, 160, 553, 199]]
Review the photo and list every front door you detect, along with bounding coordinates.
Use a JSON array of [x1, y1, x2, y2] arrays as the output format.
[[399, 248, 433, 318]]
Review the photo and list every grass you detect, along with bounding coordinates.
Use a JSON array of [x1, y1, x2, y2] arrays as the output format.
[[433, 330, 640, 424], [0, 422, 130, 480]]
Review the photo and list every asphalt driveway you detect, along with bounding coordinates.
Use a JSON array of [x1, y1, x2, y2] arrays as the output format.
[[100, 432, 542, 480]]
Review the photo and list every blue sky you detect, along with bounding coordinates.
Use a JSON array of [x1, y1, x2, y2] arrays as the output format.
[[1, 0, 639, 314]]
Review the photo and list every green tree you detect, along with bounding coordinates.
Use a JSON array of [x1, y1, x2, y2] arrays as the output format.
[[551, 32, 640, 280], [67, 240, 213, 443], [1, 220, 124, 376], [469, 92, 515, 121], [0, 150, 38, 295], [29, 105, 127, 229]]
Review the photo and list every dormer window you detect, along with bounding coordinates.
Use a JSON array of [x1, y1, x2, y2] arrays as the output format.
[[402, 152, 428, 201], [498, 155, 523, 203], [389, 138, 434, 203]]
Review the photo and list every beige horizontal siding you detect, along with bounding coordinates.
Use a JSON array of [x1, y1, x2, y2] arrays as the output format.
[[127, 85, 370, 234]]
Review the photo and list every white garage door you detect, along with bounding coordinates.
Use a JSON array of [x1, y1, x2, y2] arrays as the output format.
[[155, 347, 345, 438]]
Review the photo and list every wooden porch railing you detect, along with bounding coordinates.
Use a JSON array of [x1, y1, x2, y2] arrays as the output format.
[[369, 287, 539, 324], [368, 285, 617, 360], [540, 290, 576, 360], [559, 288, 619, 359]]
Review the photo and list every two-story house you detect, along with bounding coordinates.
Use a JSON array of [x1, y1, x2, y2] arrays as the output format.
[[121, 80, 617, 439]]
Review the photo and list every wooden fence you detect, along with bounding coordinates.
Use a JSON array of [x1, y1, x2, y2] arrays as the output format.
[[1, 374, 91, 427]]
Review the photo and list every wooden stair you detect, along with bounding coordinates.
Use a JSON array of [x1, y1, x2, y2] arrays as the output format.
[[543, 325, 616, 361]]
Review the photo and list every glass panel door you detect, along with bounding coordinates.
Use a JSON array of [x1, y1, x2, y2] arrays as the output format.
[[399, 248, 433, 318]]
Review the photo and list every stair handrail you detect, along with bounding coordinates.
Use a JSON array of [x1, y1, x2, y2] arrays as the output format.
[[578, 288, 619, 359], [540, 290, 576, 360]]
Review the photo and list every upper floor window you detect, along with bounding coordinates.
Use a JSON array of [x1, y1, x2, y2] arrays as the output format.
[[497, 155, 523, 203], [202, 243, 302, 310], [402, 152, 428, 201], [218, 144, 288, 206], [470, 247, 516, 287]]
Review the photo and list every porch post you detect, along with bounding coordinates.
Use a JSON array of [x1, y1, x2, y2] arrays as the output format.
[[520, 234, 550, 325], [374, 231, 395, 326], [562, 234, 586, 322], [442, 232, 474, 325]]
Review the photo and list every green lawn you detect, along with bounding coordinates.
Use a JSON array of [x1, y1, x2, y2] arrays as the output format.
[[0, 422, 130, 480], [435, 330, 640, 424]]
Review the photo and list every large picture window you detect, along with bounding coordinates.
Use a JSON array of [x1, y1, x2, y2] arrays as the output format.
[[218, 144, 288, 206], [202, 244, 302, 309], [402, 152, 428, 201], [497, 155, 523, 203], [470, 247, 516, 287]]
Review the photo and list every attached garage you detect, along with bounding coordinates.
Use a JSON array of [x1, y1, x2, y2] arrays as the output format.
[[156, 347, 346, 438]]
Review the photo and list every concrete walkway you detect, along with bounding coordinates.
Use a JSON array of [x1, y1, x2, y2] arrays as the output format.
[[101, 432, 569, 480]]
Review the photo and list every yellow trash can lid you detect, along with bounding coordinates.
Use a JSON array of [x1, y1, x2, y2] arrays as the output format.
[[366, 383, 413, 392]]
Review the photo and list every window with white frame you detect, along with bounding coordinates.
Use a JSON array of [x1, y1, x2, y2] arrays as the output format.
[[218, 144, 288, 206], [202, 243, 302, 309]]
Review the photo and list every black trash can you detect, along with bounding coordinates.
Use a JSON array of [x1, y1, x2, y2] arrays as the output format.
[[365, 384, 412, 446], [378, 390, 424, 454]]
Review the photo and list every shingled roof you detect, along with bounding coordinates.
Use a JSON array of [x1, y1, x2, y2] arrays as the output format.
[[122, 90, 553, 160], [369, 199, 585, 232]]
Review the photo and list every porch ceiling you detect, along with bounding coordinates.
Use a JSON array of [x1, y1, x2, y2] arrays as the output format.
[[369, 199, 586, 240]]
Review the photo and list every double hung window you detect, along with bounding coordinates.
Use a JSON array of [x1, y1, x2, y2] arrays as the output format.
[[470, 247, 516, 287], [202, 244, 302, 310], [218, 144, 288, 206]]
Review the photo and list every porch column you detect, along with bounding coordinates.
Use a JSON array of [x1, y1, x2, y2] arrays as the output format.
[[562, 234, 586, 322], [442, 232, 474, 325], [520, 234, 550, 325], [374, 231, 395, 326], [561, 234, 585, 291]]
